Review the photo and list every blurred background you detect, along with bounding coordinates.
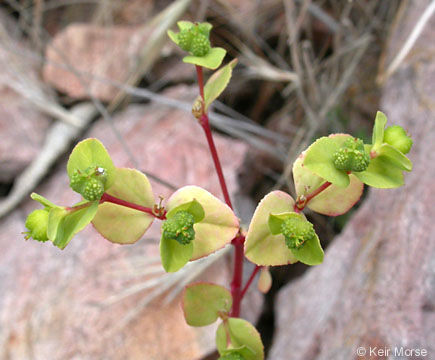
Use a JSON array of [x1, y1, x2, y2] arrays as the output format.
[[0, 0, 433, 359]]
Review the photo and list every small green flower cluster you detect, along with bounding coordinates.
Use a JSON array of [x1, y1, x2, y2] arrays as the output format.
[[333, 137, 370, 172], [177, 23, 211, 56], [70, 166, 107, 201], [281, 215, 315, 250], [162, 210, 196, 245]]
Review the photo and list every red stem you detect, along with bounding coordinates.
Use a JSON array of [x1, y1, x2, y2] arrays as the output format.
[[100, 193, 166, 220], [195, 66, 233, 209], [195, 65, 205, 100], [195, 64, 242, 317], [230, 235, 245, 317], [240, 266, 260, 299], [294, 181, 332, 212], [306, 181, 332, 203]]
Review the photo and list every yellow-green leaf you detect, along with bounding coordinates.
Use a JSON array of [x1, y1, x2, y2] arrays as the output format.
[[166, 186, 239, 260], [244, 191, 297, 266], [182, 282, 232, 326], [92, 168, 155, 244]]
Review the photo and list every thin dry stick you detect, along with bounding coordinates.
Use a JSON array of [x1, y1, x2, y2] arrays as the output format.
[[378, 0, 435, 84]]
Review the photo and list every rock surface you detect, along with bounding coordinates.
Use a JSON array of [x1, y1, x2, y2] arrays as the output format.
[[0, 11, 51, 182], [269, 2, 435, 359], [42, 23, 151, 101], [0, 86, 260, 359]]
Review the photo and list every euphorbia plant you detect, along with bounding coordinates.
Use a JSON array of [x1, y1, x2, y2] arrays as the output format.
[[24, 21, 413, 359]]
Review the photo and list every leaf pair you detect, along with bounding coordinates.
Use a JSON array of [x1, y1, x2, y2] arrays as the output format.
[[354, 111, 413, 188], [160, 186, 239, 272], [244, 191, 324, 267], [302, 112, 412, 190], [29, 193, 99, 250], [182, 283, 264, 360]]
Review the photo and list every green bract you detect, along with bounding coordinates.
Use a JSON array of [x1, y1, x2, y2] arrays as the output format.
[[49, 201, 99, 249], [244, 191, 297, 266], [268, 212, 323, 266], [27, 193, 99, 250], [216, 318, 264, 360], [160, 186, 239, 272], [67, 138, 116, 193], [303, 134, 352, 188], [332, 137, 370, 172], [168, 21, 226, 69], [182, 282, 232, 327], [353, 112, 413, 188]]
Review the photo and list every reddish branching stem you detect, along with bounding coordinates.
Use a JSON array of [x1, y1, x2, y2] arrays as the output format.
[[100, 193, 166, 220], [240, 265, 261, 299]]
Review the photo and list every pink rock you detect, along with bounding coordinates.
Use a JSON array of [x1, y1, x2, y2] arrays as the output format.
[[43, 23, 151, 101]]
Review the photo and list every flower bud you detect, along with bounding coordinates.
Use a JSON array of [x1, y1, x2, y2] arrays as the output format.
[[281, 215, 315, 250], [162, 210, 196, 245], [333, 137, 370, 172], [383, 125, 413, 154], [24, 209, 49, 242]]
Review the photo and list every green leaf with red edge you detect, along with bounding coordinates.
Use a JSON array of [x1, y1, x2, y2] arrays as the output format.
[[67, 138, 116, 190], [183, 47, 227, 70], [216, 318, 264, 360], [293, 147, 364, 216], [160, 237, 193, 273], [182, 282, 232, 326], [92, 168, 155, 244], [166, 199, 205, 223], [49, 201, 99, 249], [244, 191, 297, 266], [165, 186, 239, 261], [303, 135, 351, 188]]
